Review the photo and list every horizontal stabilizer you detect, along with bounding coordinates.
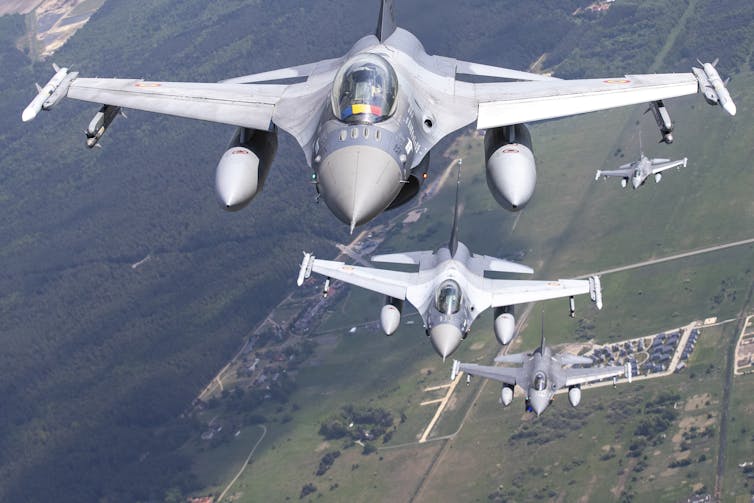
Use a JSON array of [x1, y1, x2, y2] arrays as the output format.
[[220, 58, 342, 84], [455, 60, 560, 82], [494, 352, 528, 364], [371, 251, 433, 265], [557, 354, 593, 366], [484, 257, 534, 275]]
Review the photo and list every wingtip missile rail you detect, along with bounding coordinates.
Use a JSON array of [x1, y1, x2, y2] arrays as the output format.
[[588, 275, 603, 310], [693, 59, 736, 116], [451, 360, 460, 381], [21, 63, 78, 122]]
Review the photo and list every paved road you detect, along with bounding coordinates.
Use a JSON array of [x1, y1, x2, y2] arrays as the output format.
[[575, 237, 754, 279]]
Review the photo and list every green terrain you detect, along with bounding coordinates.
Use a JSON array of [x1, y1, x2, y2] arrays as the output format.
[[1, 1, 754, 502]]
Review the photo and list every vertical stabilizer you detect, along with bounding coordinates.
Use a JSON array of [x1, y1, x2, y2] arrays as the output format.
[[635, 126, 645, 159], [539, 310, 546, 352], [449, 160, 462, 257], [376, 0, 397, 42]]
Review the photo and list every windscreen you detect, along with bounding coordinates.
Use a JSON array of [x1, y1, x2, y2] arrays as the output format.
[[533, 372, 547, 392], [332, 54, 398, 124], [435, 279, 461, 315]]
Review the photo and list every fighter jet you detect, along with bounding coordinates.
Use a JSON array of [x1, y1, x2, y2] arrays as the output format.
[[452, 333, 631, 416], [595, 154, 688, 189], [22, 1, 735, 231], [595, 128, 688, 189], [296, 162, 603, 359]]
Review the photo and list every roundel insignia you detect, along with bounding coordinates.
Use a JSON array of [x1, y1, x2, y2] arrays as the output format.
[[603, 79, 631, 84]]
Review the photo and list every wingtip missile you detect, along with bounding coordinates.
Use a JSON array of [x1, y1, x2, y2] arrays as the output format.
[[451, 360, 460, 381], [21, 105, 40, 122], [297, 252, 314, 286], [693, 60, 736, 116], [21, 64, 76, 122]]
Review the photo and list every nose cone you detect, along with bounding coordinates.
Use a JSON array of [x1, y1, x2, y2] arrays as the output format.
[[723, 100, 737, 116], [529, 394, 548, 416], [318, 145, 402, 229], [429, 324, 463, 359], [632, 176, 642, 189]]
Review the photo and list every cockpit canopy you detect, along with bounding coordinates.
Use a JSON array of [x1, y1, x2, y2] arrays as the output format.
[[435, 279, 461, 315], [331, 53, 398, 124], [533, 372, 547, 392]]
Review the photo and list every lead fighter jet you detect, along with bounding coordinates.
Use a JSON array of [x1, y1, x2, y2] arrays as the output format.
[[453, 331, 631, 416], [297, 162, 603, 359], [23, 1, 735, 231]]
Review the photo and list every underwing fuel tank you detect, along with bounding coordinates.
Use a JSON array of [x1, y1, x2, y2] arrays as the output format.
[[500, 385, 514, 407], [215, 127, 277, 211], [380, 296, 403, 335], [484, 124, 536, 211], [568, 386, 582, 407], [493, 306, 515, 345]]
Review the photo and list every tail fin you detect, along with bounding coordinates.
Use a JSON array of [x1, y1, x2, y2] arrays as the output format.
[[449, 159, 462, 257], [539, 309, 546, 352], [376, 0, 397, 42], [638, 127, 644, 158]]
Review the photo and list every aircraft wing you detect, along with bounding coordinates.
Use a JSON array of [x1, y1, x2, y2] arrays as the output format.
[[22, 62, 338, 161], [456, 361, 523, 387], [483, 278, 593, 310], [471, 73, 701, 129], [297, 253, 418, 301], [64, 78, 287, 131], [595, 167, 633, 179], [562, 364, 626, 387], [650, 157, 687, 175]]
